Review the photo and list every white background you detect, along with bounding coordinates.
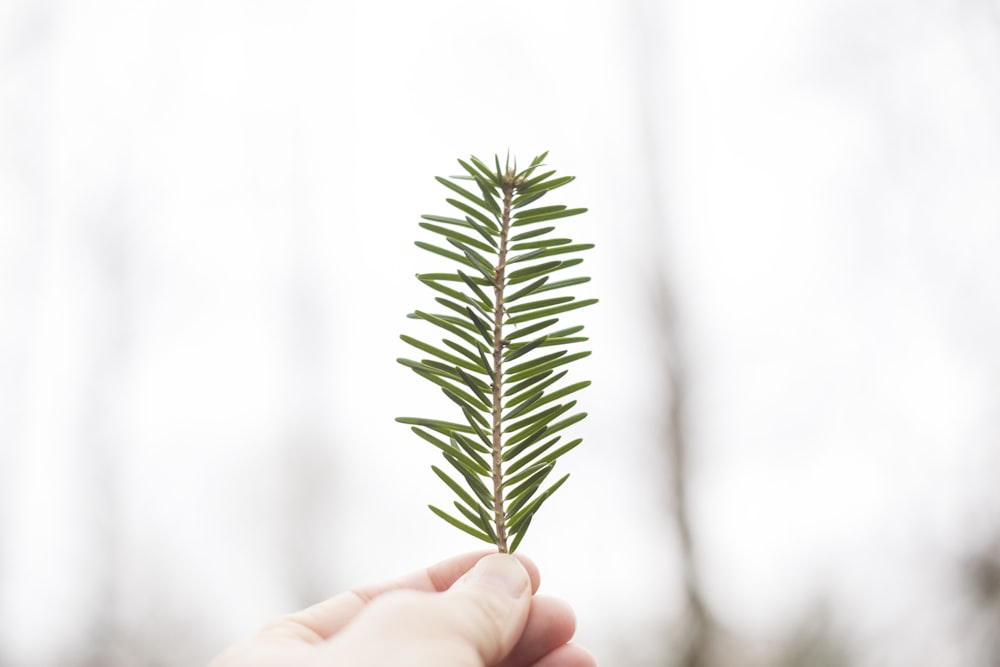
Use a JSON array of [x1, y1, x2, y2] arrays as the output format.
[[2, 1, 999, 665]]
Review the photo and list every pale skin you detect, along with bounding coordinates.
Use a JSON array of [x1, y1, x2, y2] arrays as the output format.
[[209, 551, 596, 667]]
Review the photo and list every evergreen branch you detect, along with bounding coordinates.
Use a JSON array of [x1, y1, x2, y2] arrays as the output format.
[[399, 153, 595, 552]]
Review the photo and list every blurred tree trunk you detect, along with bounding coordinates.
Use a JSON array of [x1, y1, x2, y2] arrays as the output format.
[[650, 276, 715, 667], [961, 535, 1000, 665], [629, 1, 718, 665]]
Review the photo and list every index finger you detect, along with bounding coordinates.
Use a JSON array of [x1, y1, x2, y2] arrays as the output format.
[[265, 551, 541, 643]]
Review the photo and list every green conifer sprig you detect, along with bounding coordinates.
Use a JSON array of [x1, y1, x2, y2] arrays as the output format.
[[397, 152, 595, 553]]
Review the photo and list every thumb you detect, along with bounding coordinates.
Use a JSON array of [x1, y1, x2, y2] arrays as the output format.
[[326, 553, 532, 667]]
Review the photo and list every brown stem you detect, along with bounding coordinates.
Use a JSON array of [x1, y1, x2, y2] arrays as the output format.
[[491, 171, 515, 552]]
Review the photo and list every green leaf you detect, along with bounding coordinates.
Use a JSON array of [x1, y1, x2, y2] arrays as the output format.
[[506, 465, 555, 517], [516, 150, 548, 181], [542, 336, 588, 347], [510, 238, 572, 251], [414, 272, 464, 282], [442, 338, 490, 372], [419, 310, 480, 339], [447, 198, 499, 232], [400, 334, 484, 374], [538, 411, 587, 440], [508, 519, 531, 552], [510, 226, 555, 242], [399, 359, 473, 396], [433, 294, 490, 323], [517, 169, 555, 191], [510, 207, 587, 227], [504, 318, 558, 342], [443, 439, 491, 477], [506, 298, 598, 325], [415, 241, 476, 268], [429, 505, 493, 544], [419, 222, 496, 253], [443, 452, 493, 505], [436, 175, 492, 212], [458, 270, 493, 309], [503, 460, 551, 488], [505, 277, 550, 304], [506, 351, 591, 384], [511, 190, 547, 209], [453, 429, 490, 455], [517, 175, 576, 198], [519, 380, 591, 415], [507, 261, 562, 283], [505, 401, 575, 436], [506, 296, 574, 314], [417, 275, 469, 303], [397, 417, 473, 436], [480, 188, 502, 217], [451, 427, 491, 465], [505, 369, 567, 406], [454, 501, 497, 540], [507, 473, 569, 534], [442, 385, 491, 416], [503, 423, 548, 454], [503, 335, 547, 362], [505, 436, 569, 474], [507, 259, 583, 284], [431, 297, 488, 331], [469, 155, 501, 187], [503, 369, 555, 401], [535, 437, 583, 467], [420, 358, 468, 378], [408, 426, 454, 453], [412, 310, 481, 347], [535, 276, 592, 295], [449, 240, 496, 280], [530, 243, 596, 259], [502, 389, 544, 421], [464, 216, 500, 248], [513, 205, 566, 219], [457, 159, 500, 198], [421, 213, 469, 227], [462, 305, 492, 343], [432, 465, 483, 515], [466, 408, 494, 451], [506, 463, 554, 506], [455, 365, 491, 407], [542, 325, 585, 338], [507, 350, 567, 376], [505, 248, 549, 265]]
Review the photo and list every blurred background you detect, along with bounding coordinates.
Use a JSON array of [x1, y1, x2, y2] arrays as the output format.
[[2, 0, 999, 665]]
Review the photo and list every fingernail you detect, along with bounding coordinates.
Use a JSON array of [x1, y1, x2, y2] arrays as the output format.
[[464, 554, 529, 599]]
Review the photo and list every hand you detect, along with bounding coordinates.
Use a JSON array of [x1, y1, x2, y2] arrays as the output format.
[[209, 551, 596, 667]]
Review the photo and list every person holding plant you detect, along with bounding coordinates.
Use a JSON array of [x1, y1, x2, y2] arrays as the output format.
[[209, 551, 595, 667]]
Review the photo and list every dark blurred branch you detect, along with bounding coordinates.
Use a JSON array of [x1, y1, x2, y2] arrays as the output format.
[[628, 1, 718, 664], [650, 275, 715, 667], [960, 534, 1000, 665]]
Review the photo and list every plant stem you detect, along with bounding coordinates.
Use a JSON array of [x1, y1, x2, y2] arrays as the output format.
[[490, 172, 516, 553]]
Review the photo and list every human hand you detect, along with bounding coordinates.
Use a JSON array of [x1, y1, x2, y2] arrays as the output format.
[[209, 551, 596, 667]]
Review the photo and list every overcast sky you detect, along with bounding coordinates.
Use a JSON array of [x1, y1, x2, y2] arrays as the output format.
[[1, 2, 999, 666]]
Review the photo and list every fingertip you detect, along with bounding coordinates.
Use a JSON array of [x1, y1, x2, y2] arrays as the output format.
[[460, 553, 531, 599], [532, 642, 598, 667], [426, 550, 542, 593], [497, 595, 578, 667], [512, 552, 542, 593]]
